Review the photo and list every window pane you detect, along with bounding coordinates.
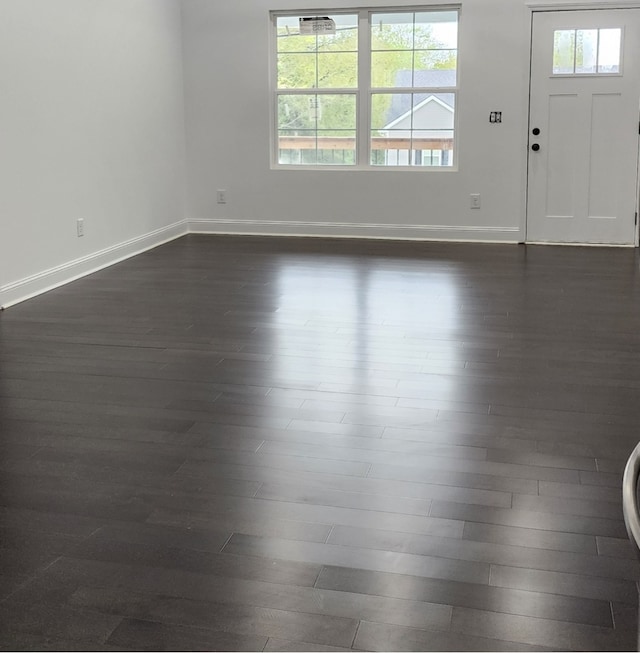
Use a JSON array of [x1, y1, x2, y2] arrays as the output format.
[[575, 29, 598, 74], [371, 93, 412, 130], [300, 149, 318, 165], [414, 52, 458, 83], [317, 15, 358, 50], [278, 95, 318, 130], [371, 92, 412, 166], [415, 149, 442, 166], [553, 30, 576, 74], [371, 92, 455, 166], [414, 11, 458, 50], [279, 94, 356, 130], [371, 51, 414, 87], [278, 53, 317, 88], [412, 93, 455, 131], [276, 14, 358, 92], [279, 130, 316, 164], [413, 129, 454, 167], [277, 15, 358, 53], [317, 130, 356, 165], [276, 16, 318, 52], [318, 53, 358, 88], [316, 95, 357, 130], [278, 94, 356, 166], [371, 13, 414, 50], [278, 130, 356, 166], [371, 131, 412, 166], [598, 28, 621, 73]]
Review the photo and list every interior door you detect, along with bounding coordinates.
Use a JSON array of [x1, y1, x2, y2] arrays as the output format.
[[527, 9, 640, 245]]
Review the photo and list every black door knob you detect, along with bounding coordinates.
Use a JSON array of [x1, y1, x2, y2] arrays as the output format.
[[532, 128, 541, 135], [531, 143, 540, 152]]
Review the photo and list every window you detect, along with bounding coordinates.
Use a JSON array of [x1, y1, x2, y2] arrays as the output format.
[[552, 28, 622, 75], [272, 8, 459, 169]]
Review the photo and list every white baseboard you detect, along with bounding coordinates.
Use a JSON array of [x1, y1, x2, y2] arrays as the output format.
[[1, 217, 523, 309], [0, 220, 188, 309], [188, 218, 523, 243]]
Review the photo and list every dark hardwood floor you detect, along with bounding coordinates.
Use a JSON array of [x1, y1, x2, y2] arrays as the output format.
[[1, 234, 639, 651]]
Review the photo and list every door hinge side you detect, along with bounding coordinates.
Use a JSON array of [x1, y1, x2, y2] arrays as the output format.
[[636, 212, 638, 226]]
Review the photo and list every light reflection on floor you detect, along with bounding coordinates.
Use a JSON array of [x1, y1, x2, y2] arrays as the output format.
[[271, 257, 463, 431]]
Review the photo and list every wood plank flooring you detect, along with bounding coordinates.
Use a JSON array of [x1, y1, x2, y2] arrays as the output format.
[[1, 234, 640, 651]]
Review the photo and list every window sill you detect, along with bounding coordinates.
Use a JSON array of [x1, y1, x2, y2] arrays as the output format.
[[270, 164, 459, 172]]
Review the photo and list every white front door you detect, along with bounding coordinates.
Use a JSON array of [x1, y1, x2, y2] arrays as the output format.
[[527, 9, 640, 245]]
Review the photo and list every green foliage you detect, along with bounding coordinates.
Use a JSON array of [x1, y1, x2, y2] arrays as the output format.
[[277, 27, 358, 89], [277, 26, 359, 136]]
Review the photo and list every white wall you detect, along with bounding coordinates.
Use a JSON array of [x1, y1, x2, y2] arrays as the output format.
[[0, 0, 187, 308], [182, 0, 532, 242], [3, 0, 635, 308]]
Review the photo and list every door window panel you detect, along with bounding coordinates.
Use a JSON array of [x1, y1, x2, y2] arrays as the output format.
[[552, 28, 622, 75]]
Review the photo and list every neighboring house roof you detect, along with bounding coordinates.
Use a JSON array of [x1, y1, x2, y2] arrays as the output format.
[[384, 69, 456, 127]]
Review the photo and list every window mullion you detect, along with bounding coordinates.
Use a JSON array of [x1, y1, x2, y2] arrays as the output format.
[[357, 10, 370, 167]]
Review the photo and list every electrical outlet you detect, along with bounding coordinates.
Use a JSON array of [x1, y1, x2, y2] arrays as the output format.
[[470, 194, 481, 209], [76, 218, 84, 237], [216, 189, 227, 204]]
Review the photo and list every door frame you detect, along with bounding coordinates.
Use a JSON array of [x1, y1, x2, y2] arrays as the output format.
[[524, 1, 640, 246]]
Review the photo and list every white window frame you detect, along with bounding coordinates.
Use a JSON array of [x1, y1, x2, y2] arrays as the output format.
[[269, 6, 460, 171]]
